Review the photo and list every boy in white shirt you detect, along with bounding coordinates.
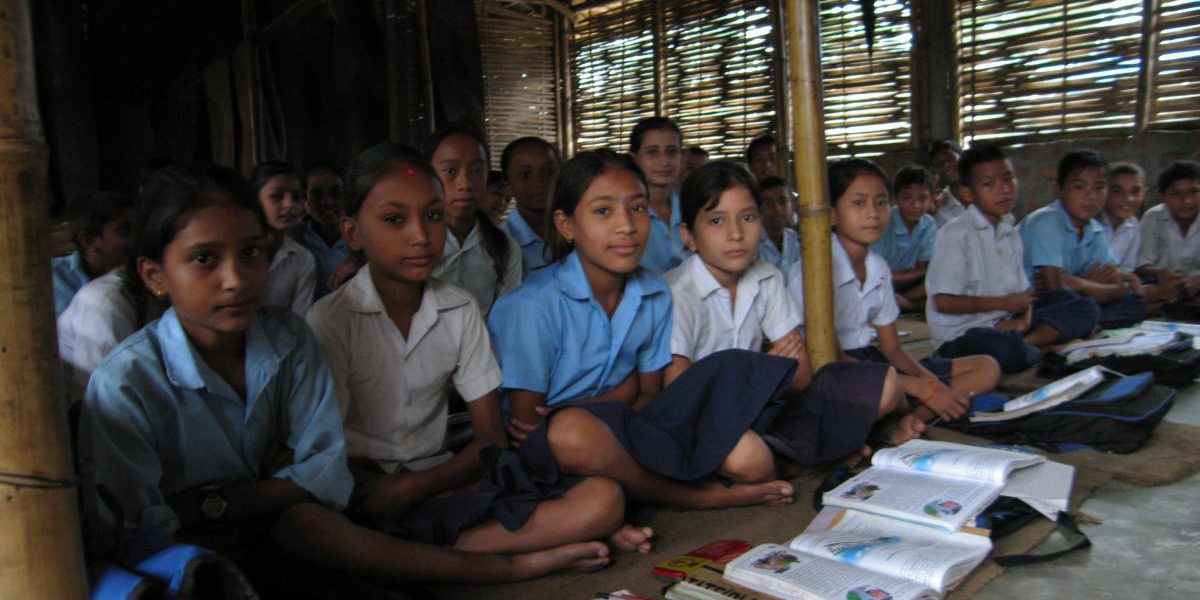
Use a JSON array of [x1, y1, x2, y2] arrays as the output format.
[[1100, 163, 1146, 272], [926, 144, 1099, 373], [1136, 161, 1200, 301]]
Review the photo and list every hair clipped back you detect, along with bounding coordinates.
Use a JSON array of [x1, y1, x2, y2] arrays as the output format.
[[546, 149, 647, 262], [629, 116, 682, 153], [828, 158, 888, 206], [344, 142, 441, 217], [249, 161, 301, 197], [680, 160, 762, 230], [423, 121, 491, 164], [137, 164, 264, 263], [500, 137, 560, 176]]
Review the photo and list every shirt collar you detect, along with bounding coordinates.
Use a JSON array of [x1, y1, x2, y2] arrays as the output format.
[[555, 250, 664, 302], [156, 307, 295, 402], [832, 233, 887, 292], [966, 203, 1017, 234], [1099, 211, 1137, 232], [889, 206, 912, 236], [293, 220, 347, 252], [342, 265, 470, 314], [1049, 200, 1104, 239], [503, 210, 540, 247]]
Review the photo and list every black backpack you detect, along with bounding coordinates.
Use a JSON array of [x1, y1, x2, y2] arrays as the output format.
[[953, 372, 1175, 454], [1037, 333, 1200, 388]]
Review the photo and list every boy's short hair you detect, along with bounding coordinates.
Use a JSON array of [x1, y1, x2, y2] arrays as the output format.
[[1056, 150, 1108, 187], [305, 159, 344, 181], [1108, 162, 1145, 181], [686, 146, 709, 158], [927, 139, 962, 162], [629, 116, 682, 153], [1155, 160, 1200, 194], [957, 143, 1007, 186], [828, 158, 888, 206], [758, 175, 788, 192], [66, 191, 134, 249], [680, 160, 762, 229], [745, 133, 776, 164], [892, 165, 935, 195]]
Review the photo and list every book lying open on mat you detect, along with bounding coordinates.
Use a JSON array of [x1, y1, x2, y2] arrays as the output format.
[[822, 440, 1045, 532]]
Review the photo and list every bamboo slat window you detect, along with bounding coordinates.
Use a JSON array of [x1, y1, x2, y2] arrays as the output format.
[[661, 0, 776, 159], [958, 0, 1146, 144], [819, 0, 914, 158], [477, 2, 560, 163], [570, 1, 656, 152], [1148, 0, 1200, 126]]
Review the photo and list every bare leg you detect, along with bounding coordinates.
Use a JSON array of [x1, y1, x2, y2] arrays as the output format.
[[547, 408, 794, 510], [715, 430, 776, 483], [948, 355, 1000, 397], [269, 503, 610, 584], [453, 476, 627, 554], [1023, 323, 1063, 349]]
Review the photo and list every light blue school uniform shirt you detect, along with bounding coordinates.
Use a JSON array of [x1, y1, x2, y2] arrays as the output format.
[[1020, 200, 1117, 284], [487, 250, 673, 405], [500, 209, 549, 276], [78, 306, 353, 560], [872, 207, 937, 272], [290, 220, 352, 297], [641, 191, 690, 275], [757, 227, 802, 279], [52, 251, 92, 316]]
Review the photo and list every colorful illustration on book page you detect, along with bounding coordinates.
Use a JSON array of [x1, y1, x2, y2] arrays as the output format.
[[896, 449, 956, 471], [823, 537, 900, 565], [750, 550, 800, 574], [846, 584, 894, 600], [923, 499, 962, 517], [839, 482, 881, 500]]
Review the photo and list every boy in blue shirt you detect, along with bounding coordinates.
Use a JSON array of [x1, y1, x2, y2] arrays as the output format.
[[51, 191, 136, 316], [873, 165, 937, 312], [1020, 150, 1147, 328], [755, 175, 801, 279]]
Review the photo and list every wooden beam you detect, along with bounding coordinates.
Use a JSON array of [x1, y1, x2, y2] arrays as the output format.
[[1134, 0, 1161, 132], [0, 1, 89, 597], [651, 0, 665, 118], [768, 0, 790, 183], [416, 0, 437, 136], [786, 0, 836, 368]]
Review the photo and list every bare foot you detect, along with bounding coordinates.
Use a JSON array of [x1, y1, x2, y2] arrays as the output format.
[[843, 444, 873, 469], [880, 414, 926, 446], [694, 479, 794, 509], [512, 541, 611, 580], [608, 523, 654, 554]]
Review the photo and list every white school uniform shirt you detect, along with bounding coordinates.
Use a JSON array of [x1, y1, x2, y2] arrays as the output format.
[[666, 255, 800, 361], [266, 234, 317, 315], [785, 235, 899, 350], [925, 204, 1028, 350], [756, 227, 801, 281], [934, 187, 967, 228], [57, 269, 137, 403], [306, 266, 502, 473], [1098, 212, 1141, 272], [433, 221, 522, 314], [1137, 203, 1200, 275]]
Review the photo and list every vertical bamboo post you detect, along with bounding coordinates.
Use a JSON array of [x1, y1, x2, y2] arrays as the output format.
[[1134, 0, 1161, 133], [385, 0, 403, 143], [415, 0, 436, 136], [651, 0, 665, 118], [768, 0, 790, 183], [786, 0, 836, 368], [0, 1, 89, 598]]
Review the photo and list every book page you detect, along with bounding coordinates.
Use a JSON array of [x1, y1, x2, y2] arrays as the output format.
[[724, 544, 938, 600], [789, 508, 991, 592], [871, 439, 1044, 482], [824, 467, 1002, 532], [1001, 460, 1074, 519]]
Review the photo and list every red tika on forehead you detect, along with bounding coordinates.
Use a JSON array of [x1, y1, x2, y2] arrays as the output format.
[[406, 167, 417, 176]]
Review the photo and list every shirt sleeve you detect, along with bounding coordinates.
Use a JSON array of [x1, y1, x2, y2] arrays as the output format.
[[79, 367, 177, 562], [668, 285, 698, 361], [918, 221, 937, 262], [1021, 215, 1066, 270], [305, 303, 353, 419], [487, 292, 556, 394], [870, 261, 901, 327], [924, 227, 971, 296], [1089, 230, 1119, 268], [290, 252, 318, 316], [638, 289, 673, 373], [275, 318, 354, 511], [786, 261, 806, 325], [59, 286, 138, 402], [452, 300, 504, 402], [498, 234, 523, 299], [1137, 214, 1162, 269], [762, 269, 802, 342]]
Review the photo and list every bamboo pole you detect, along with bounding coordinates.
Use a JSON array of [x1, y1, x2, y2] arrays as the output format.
[[651, 0, 665, 118], [786, 0, 836, 369], [768, 0, 790, 184], [386, 0, 403, 143], [415, 0, 436, 136], [0, 1, 89, 597], [1133, 0, 1161, 133]]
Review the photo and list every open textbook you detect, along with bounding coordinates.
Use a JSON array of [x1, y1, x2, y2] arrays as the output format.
[[823, 440, 1045, 532], [723, 507, 990, 599]]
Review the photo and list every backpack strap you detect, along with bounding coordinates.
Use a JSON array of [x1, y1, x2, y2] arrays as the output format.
[[991, 511, 1091, 567]]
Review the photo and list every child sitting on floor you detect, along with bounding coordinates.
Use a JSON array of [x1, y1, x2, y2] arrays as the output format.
[[1100, 162, 1147, 273], [78, 164, 609, 597], [925, 144, 1099, 374], [291, 160, 354, 297], [872, 165, 937, 312], [498, 137, 561, 275], [788, 158, 1000, 423], [667, 161, 920, 465], [1136, 160, 1200, 301], [755, 175, 801, 278], [929, 140, 967, 227], [52, 191, 136, 316], [492, 149, 796, 511], [1021, 150, 1148, 328], [250, 161, 317, 315]]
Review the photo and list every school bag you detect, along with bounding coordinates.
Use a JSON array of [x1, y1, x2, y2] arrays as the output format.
[[1037, 332, 1200, 388], [952, 372, 1175, 454]]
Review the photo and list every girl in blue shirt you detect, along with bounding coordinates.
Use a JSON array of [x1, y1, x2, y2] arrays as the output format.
[[499, 137, 561, 274], [491, 149, 795, 510], [78, 164, 612, 593]]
